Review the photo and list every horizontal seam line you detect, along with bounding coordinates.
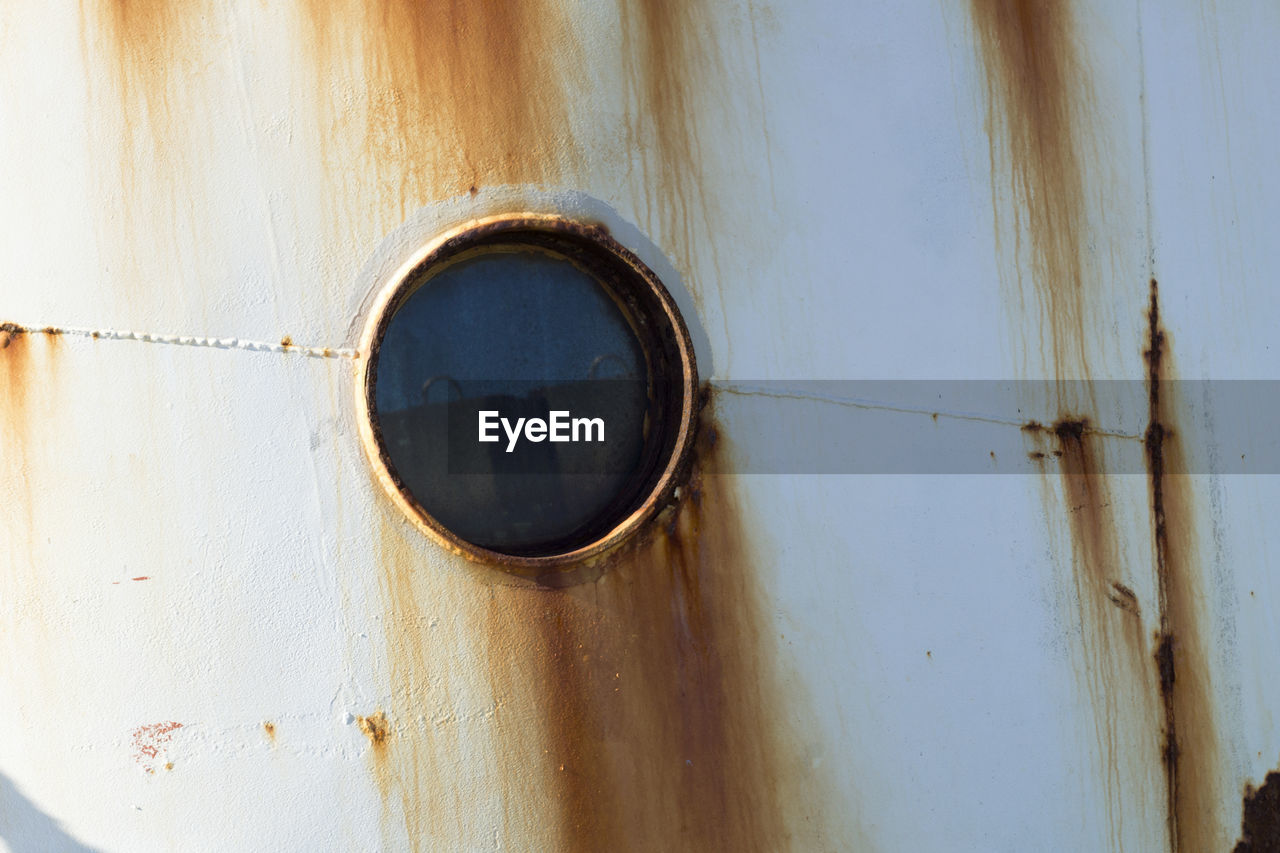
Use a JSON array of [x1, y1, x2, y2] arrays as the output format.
[[713, 383, 1145, 441], [1, 323, 358, 360]]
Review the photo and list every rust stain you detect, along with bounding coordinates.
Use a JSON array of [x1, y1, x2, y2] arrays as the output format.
[[1145, 280, 1219, 852], [619, 0, 715, 257], [972, 5, 1207, 848], [369, 513, 450, 852], [357, 711, 391, 749], [1108, 581, 1140, 616], [78, 0, 216, 306], [1025, 413, 1158, 849], [301, 0, 584, 220], [0, 325, 31, 423], [131, 721, 183, 774], [1, 327, 58, 560], [365, 402, 806, 850], [263, 721, 277, 742], [481, 404, 791, 852], [969, 0, 1094, 381], [1233, 767, 1280, 852], [280, 336, 294, 348]]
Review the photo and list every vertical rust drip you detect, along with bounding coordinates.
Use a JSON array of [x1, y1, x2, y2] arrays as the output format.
[[971, 7, 1218, 848], [618, 0, 719, 283], [971, 7, 1163, 846], [78, 0, 217, 308], [483, 413, 791, 851], [968, 0, 1093, 382], [369, 406, 806, 852], [1144, 280, 1219, 852], [372, 514, 448, 853], [1023, 415, 1161, 850], [302, 0, 584, 215]]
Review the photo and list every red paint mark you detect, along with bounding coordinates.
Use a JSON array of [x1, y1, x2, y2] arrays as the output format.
[[131, 721, 183, 773]]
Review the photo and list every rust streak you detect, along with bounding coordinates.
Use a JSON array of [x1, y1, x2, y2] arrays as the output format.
[[369, 401, 800, 849], [973, 5, 1179, 847], [969, 0, 1093, 382], [1036, 413, 1156, 849], [1145, 279, 1218, 852], [620, 0, 712, 251], [483, 405, 789, 852], [371, 513, 454, 852], [302, 0, 583, 214]]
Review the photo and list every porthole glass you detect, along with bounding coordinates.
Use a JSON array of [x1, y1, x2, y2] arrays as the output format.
[[360, 216, 696, 563]]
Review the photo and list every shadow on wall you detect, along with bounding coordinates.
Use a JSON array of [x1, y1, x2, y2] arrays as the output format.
[[0, 771, 105, 853]]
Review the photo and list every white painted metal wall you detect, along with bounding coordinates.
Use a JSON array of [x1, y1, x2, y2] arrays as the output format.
[[2, 1, 1278, 850]]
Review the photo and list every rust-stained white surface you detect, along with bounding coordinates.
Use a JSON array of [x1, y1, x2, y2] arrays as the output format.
[[2, 1, 1279, 850]]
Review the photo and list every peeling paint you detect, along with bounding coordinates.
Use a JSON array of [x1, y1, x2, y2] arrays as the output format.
[[357, 711, 391, 749], [1232, 767, 1280, 853], [130, 721, 183, 774]]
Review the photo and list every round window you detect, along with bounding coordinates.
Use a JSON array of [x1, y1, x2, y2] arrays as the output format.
[[357, 214, 697, 566]]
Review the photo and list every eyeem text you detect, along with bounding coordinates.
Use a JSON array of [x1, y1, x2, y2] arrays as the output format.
[[478, 410, 605, 452]]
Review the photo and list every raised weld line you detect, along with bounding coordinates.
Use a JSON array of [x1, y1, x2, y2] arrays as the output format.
[[5, 323, 358, 360], [714, 382, 1144, 441]]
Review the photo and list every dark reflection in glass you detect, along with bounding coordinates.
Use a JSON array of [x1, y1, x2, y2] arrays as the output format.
[[373, 248, 653, 555]]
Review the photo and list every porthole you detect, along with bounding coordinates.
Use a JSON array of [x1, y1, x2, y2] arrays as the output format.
[[356, 214, 697, 568]]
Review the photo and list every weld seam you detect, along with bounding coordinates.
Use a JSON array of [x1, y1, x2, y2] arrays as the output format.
[[714, 382, 1144, 441], [3, 323, 358, 360]]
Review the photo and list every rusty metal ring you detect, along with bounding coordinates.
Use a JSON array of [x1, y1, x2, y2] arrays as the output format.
[[355, 213, 699, 577]]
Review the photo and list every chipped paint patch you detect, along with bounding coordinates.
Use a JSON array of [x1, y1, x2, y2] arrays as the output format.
[[131, 721, 183, 774], [357, 711, 391, 748], [1233, 768, 1280, 852]]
